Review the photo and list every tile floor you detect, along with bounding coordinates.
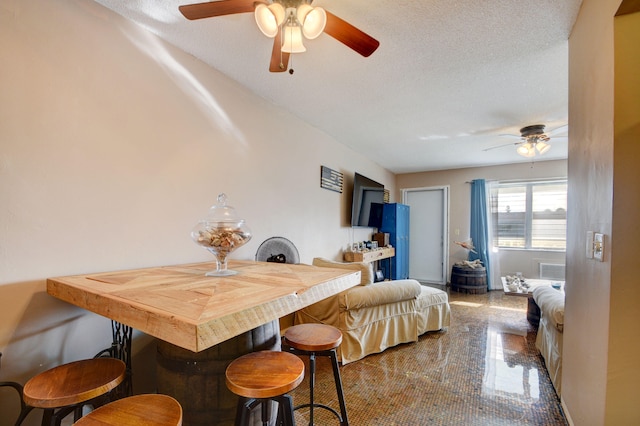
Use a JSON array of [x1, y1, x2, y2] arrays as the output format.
[[290, 289, 568, 425]]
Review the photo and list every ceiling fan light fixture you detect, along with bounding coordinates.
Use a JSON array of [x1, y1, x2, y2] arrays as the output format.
[[517, 142, 535, 157], [282, 24, 306, 53], [536, 140, 551, 154], [297, 5, 326, 39], [254, 3, 285, 37]]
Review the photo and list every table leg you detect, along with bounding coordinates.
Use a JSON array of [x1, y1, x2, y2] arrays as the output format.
[[156, 320, 281, 426]]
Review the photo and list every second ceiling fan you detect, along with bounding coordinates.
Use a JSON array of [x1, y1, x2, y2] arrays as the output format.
[[179, 0, 380, 73], [484, 124, 568, 158]]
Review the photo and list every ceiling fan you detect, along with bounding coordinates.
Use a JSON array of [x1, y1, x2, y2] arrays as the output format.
[[484, 124, 568, 157], [178, 0, 380, 73]]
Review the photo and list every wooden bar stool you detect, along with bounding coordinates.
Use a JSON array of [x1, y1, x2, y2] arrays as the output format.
[[225, 350, 304, 426], [283, 324, 349, 426], [73, 394, 182, 426], [20, 358, 126, 426]]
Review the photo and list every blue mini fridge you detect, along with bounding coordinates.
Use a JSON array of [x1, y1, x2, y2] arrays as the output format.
[[380, 203, 410, 280]]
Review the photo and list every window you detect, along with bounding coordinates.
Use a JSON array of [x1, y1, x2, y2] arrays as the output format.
[[491, 179, 567, 250]]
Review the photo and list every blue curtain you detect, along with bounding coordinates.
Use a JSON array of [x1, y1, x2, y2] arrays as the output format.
[[469, 179, 491, 289]]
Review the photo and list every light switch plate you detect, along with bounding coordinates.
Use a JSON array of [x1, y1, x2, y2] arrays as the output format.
[[586, 231, 594, 259], [594, 233, 604, 261]]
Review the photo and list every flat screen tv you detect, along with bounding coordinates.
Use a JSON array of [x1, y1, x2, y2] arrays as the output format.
[[351, 172, 385, 228]]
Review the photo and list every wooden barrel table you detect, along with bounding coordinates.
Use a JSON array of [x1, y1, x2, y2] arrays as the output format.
[[156, 320, 281, 426], [450, 265, 488, 294]]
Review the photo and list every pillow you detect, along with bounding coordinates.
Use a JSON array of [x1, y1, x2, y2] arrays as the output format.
[[342, 280, 421, 309], [312, 257, 374, 286]]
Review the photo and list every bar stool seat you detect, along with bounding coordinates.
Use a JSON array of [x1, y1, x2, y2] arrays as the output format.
[[284, 323, 349, 426], [22, 358, 126, 426], [73, 394, 182, 426], [226, 350, 304, 426]]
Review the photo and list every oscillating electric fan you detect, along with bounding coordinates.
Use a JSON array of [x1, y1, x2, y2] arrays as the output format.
[[255, 237, 300, 264]]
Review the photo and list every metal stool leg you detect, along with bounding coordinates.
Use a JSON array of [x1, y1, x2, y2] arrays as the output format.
[[13, 404, 34, 426], [275, 394, 295, 426], [308, 353, 316, 426], [40, 409, 53, 426], [235, 396, 294, 426], [1, 352, 35, 426], [234, 397, 246, 426], [328, 349, 349, 426], [0, 380, 34, 426], [235, 397, 258, 426], [260, 398, 271, 426], [288, 348, 347, 426]]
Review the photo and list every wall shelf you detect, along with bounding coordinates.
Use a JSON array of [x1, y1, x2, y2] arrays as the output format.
[[343, 247, 395, 263]]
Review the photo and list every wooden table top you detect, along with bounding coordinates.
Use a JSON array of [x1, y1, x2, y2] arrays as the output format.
[[47, 261, 360, 352]]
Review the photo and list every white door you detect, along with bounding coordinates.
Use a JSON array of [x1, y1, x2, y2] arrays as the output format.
[[402, 186, 449, 285]]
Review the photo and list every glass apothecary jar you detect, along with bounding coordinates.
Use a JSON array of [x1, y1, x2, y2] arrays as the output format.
[[191, 193, 252, 276]]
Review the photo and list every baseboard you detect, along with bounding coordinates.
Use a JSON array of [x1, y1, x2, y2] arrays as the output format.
[[561, 396, 574, 426]]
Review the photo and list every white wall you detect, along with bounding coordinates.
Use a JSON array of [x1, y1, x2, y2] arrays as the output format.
[[564, 1, 616, 424], [564, 0, 640, 424], [0, 1, 393, 423]]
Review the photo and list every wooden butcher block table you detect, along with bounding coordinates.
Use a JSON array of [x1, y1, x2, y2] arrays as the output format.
[[47, 260, 361, 425]]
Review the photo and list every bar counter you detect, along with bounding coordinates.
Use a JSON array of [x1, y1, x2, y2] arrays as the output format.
[[47, 260, 360, 425], [47, 260, 360, 352]]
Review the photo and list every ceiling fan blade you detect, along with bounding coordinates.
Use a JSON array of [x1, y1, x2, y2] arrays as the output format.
[[269, 32, 289, 73], [483, 142, 520, 152], [323, 11, 380, 57], [498, 133, 523, 139], [179, 0, 257, 20], [548, 124, 568, 136]]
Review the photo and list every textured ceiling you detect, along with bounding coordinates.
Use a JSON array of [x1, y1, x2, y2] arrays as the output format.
[[93, 0, 582, 173]]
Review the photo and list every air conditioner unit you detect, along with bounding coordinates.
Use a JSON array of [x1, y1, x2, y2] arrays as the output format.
[[539, 263, 565, 280]]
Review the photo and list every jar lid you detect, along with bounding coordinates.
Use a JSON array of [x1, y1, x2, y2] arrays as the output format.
[[203, 193, 244, 223]]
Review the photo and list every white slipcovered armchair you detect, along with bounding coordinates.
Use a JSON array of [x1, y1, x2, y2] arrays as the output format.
[[294, 257, 451, 364]]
